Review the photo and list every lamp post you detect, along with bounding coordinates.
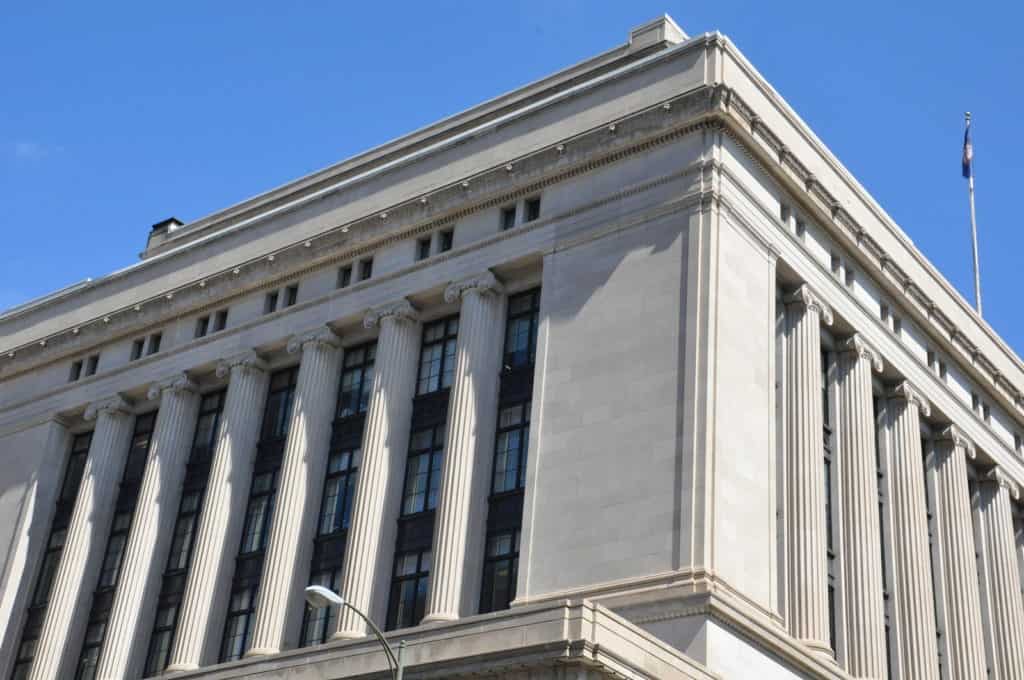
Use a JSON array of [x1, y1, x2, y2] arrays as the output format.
[[304, 585, 405, 680]]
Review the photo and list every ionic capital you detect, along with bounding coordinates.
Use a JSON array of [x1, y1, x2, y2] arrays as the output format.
[[783, 284, 834, 326], [363, 299, 419, 329], [147, 373, 199, 401], [838, 334, 883, 372], [984, 467, 1021, 500], [935, 424, 976, 460], [443, 270, 504, 303], [887, 380, 932, 417], [215, 350, 268, 379], [84, 394, 133, 421], [286, 326, 341, 355]]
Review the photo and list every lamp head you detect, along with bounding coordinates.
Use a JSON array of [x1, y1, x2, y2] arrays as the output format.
[[305, 584, 345, 609]]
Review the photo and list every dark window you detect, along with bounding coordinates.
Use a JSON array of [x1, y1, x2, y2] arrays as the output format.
[[318, 449, 360, 535], [166, 492, 201, 571], [501, 206, 517, 231], [74, 621, 105, 680], [84, 354, 99, 376], [524, 197, 541, 222], [260, 368, 298, 441], [59, 434, 91, 504], [143, 604, 178, 677], [337, 343, 376, 419], [191, 391, 225, 458], [416, 237, 431, 261], [503, 289, 540, 369], [359, 257, 373, 281], [284, 284, 299, 308], [492, 402, 530, 493], [337, 265, 352, 289], [240, 471, 277, 554], [213, 309, 229, 332], [69, 360, 83, 382], [299, 569, 342, 647], [439, 229, 453, 253], [402, 426, 445, 515], [822, 350, 837, 653], [131, 338, 145, 361], [195, 316, 210, 338], [220, 586, 257, 662], [264, 291, 279, 315], [147, 333, 162, 355], [98, 513, 131, 587], [11, 638, 37, 680], [32, 529, 68, 607], [416, 318, 459, 396], [386, 550, 431, 630], [479, 529, 520, 613]]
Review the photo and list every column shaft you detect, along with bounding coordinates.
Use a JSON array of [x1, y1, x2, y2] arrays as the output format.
[[166, 352, 268, 671], [977, 470, 1024, 678], [783, 285, 833, 654], [931, 426, 988, 680], [248, 328, 342, 655], [335, 300, 420, 638], [423, 272, 504, 622], [95, 375, 200, 680], [28, 396, 135, 680], [886, 383, 940, 680], [835, 336, 887, 677]]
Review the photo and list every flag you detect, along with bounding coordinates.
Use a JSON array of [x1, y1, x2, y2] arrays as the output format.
[[962, 117, 973, 179]]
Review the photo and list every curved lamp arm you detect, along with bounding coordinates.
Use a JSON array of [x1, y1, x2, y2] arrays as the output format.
[[340, 602, 400, 679]]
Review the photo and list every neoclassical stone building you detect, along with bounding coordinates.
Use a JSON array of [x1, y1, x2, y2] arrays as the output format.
[[1, 15, 1023, 680]]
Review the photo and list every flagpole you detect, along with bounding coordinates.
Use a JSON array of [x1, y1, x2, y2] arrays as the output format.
[[965, 111, 982, 316]]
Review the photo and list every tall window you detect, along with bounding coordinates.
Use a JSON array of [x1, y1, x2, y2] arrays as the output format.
[[299, 569, 343, 647], [479, 530, 520, 613], [337, 343, 375, 419], [402, 426, 445, 515], [261, 368, 298, 441], [503, 289, 540, 370], [822, 351, 837, 653], [922, 437, 944, 674], [318, 449, 360, 536], [77, 412, 157, 680], [144, 390, 224, 678], [416, 318, 458, 395], [874, 397, 893, 678], [492, 402, 530, 493], [386, 550, 431, 630], [11, 433, 91, 680], [220, 586, 258, 662], [240, 471, 277, 554]]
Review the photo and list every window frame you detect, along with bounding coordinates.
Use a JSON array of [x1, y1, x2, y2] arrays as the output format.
[[416, 317, 459, 396]]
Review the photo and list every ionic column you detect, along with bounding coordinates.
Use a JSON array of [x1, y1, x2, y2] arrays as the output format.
[[835, 335, 887, 677], [977, 468, 1024, 678], [931, 425, 987, 680], [886, 382, 940, 680], [167, 351, 268, 671], [96, 375, 200, 680], [783, 284, 833, 655], [248, 327, 342, 656], [335, 300, 420, 638], [424, 271, 505, 623], [28, 396, 135, 680]]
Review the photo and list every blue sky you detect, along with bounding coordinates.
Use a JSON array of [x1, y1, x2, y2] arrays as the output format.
[[3, 2, 1022, 352]]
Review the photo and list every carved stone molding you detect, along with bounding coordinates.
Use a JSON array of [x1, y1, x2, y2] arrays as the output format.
[[936, 424, 977, 460], [214, 350, 267, 379], [286, 326, 341, 355], [363, 299, 418, 329], [887, 380, 932, 417], [838, 334, 883, 373], [783, 284, 834, 326], [146, 373, 199, 401], [985, 467, 1021, 500], [84, 394, 133, 421], [443, 270, 504, 303]]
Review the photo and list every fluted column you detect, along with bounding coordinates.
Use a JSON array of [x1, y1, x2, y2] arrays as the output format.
[[335, 300, 420, 638], [167, 351, 268, 671], [248, 327, 342, 656], [931, 425, 988, 680], [886, 382, 940, 680], [28, 396, 135, 680], [424, 271, 505, 623], [977, 468, 1024, 678], [96, 375, 200, 680], [783, 284, 833, 655]]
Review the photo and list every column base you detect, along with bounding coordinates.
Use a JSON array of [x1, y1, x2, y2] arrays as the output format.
[[803, 640, 836, 662], [244, 646, 279, 658], [421, 612, 459, 624], [164, 662, 200, 673], [331, 629, 368, 641]]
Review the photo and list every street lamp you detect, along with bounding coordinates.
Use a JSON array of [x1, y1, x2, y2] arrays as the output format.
[[303, 585, 405, 680]]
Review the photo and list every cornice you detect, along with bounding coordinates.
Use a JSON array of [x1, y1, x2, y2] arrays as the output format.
[[984, 467, 1021, 500], [363, 299, 419, 329], [935, 424, 977, 459], [146, 373, 198, 401], [443, 270, 504, 303], [285, 326, 342, 355], [838, 334, 884, 373], [214, 350, 268, 379], [782, 283, 834, 326], [83, 394, 133, 422], [887, 380, 932, 418]]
